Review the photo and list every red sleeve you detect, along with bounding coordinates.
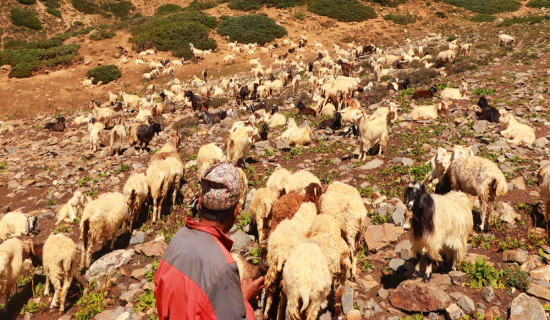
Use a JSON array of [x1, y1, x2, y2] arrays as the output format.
[[244, 300, 255, 320]]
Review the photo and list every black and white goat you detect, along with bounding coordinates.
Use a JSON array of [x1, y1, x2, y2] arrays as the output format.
[[198, 109, 227, 125], [317, 112, 342, 131], [475, 95, 500, 123], [45, 117, 66, 132], [184, 90, 209, 111], [404, 182, 473, 281], [411, 85, 437, 100], [387, 77, 411, 92]]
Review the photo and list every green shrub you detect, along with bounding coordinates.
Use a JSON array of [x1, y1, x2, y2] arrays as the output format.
[[261, 0, 305, 8], [365, 0, 407, 7], [102, 1, 135, 20], [228, 0, 261, 11], [46, 7, 62, 18], [186, 0, 219, 10], [156, 4, 184, 15], [497, 15, 550, 27], [40, 0, 60, 8], [470, 13, 496, 22], [89, 28, 115, 40], [72, 290, 105, 320], [217, 15, 287, 44], [383, 13, 418, 24], [308, 0, 376, 22], [461, 255, 530, 291], [18, 0, 37, 5], [10, 8, 42, 30], [0, 44, 80, 78], [438, 0, 520, 14], [527, 0, 550, 8], [71, 0, 102, 14], [131, 11, 217, 58], [87, 65, 121, 84]]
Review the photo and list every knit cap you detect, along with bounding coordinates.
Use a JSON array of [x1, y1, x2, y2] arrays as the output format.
[[201, 162, 241, 211]]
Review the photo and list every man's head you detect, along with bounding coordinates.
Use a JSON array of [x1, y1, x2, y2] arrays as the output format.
[[199, 162, 242, 226]]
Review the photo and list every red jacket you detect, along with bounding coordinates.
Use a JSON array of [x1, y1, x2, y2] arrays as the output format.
[[154, 216, 255, 320]]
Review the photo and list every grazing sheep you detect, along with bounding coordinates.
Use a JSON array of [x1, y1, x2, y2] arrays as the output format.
[[128, 122, 162, 151], [249, 188, 277, 255], [123, 173, 148, 231], [55, 191, 88, 225], [436, 50, 455, 64], [283, 170, 322, 196], [410, 101, 449, 120], [459, 43, 473, 56], [80, 193, 129, 268], [352, 111, 388, 159], [227, 126, 260, 163], [280, 118, 314, 146], [267, 167, 292, 198], [441, 83, 467, 100], [476, 95, 500, 123], [537, 165, 550, 224], [43, 234, 77, 312], [0, 211, 38, 240], [499, 109, 536, 147], [282, 242, 332, 320], [89, 121, 105, 152], [269, 183, 322, 234], [411, 85, 438, 99], [197, 143, 225, 178], [0, 239, 33, 312], [404, 182, 473, 281], [499, 34, 515, 46], [147, 160, 176, 223], [436, 156, 508, 231]]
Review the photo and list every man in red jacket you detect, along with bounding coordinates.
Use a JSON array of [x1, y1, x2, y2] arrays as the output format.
[[154, 162, 264, 319]]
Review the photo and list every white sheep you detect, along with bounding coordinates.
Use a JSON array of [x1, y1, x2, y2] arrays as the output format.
[[280, 118, 314, 146], [436, 50, 455, 64], [73, 114, 92, 126], [410, 101, 449, 120], [0, 238, 32, 310], [120, 92, 141, 112], [80, 192, 129, 268], [404, 182, 473, 280], [89, 121, 105, 152], [222, 54, 235, 63], [266, 167, 291, 197], [267, 112, 287, 128], [352, 111, 388, 159], [0, 211, 38, 240], [436, 156, 508, 231], [147, 159, 177, 223], [459, 43, 472, 56], [227, 126, 259, 163], [43, 234, 77, 312], [282, 242, 332, 320], [197, 143, 226, 178], [284, 170, 322, 195], [123, 173, 148, 231], [499, 34, 515, 46], [499, 109, 536, 147], [249, 188, 277, 255], [55, 191, 88, 225]]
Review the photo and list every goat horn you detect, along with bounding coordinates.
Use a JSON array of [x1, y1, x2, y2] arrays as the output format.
[[408, 168, 413, 182]]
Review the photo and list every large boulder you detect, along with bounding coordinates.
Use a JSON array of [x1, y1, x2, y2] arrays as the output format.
[[86, 249, 135, 282], [389, 279, 451, 312], [508, 293, 546, 320]]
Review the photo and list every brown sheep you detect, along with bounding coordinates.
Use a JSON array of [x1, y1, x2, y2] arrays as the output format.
[[411, 85, 438, 100], [269, 183, 323, 234]]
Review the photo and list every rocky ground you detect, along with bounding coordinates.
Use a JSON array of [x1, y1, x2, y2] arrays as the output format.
[[3, 2, 550, 320]]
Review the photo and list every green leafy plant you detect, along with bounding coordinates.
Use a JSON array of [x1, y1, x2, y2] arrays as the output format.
[[383, 13, 419, 25], [217, 15, 287, 44], [472, 88, 496, 95], [156, 4, 184, 15], [497, 15, 550, 27], [501, 266, 529, 291], [461, 255, 502, 289], [73, 290, 105, 320], [20, 299, 47, 314], [228, 0, 261, 11], [308, 0, 376, 22], [0, 162, 6, 170], [236, 212, 251, 230], [365, 0, 407, 7], [71, 0, 102, 14], [18, 0, 37, 4], [438, 0, 520, 14], [115, 163, 130, 173], [144, 260, 159, 282], [135, 290, 156, 312], [527, 0, 550, 8], [10, 7, 42, 30], [101, 0, 135, 20], [284, 146, 303, 159], [470, 13, 496, 22], [46, 7, 62, 18], [87, 65, 121, 84]]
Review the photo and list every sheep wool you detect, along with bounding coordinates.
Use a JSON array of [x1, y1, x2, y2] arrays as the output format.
[[266, 167, 291, 198], [282, 242, 332, 320], [0, 211, 37, 240], [499, 109, 536, 147], [537, 165, 550, 223], [0, 238, 29, 308], [284, 170, 322, 195], [123, 172, 148, 231], [249, 188, 277, 254], [147, 159, 175, 223], [55, 191, 88, 225], [80, 192, 129, 268], [197, 143, 225, 178], [227, 126, 259, 163], [43, 234, 77, 312]]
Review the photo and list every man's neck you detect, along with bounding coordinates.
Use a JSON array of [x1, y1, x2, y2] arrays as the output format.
[[199, 217, 231, 233]]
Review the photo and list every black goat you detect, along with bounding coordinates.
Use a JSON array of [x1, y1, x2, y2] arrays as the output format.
[[238, 86, 249, 106], [247, 101, 266, 113], [132, 122, 162, 151], [45, 117, 66, 132], [411, 85, 437, 100], [337, 60, 353, 77], [475, 95, 500, 123], [308, 61, 314, 73], [271, 106, 279, 115], [387, 77, 411, 92], [296, 101, 316, 117], [260, 123, 269, 140], [202, 69, 208, 81], [185, 90, 209, 111], [317, 112, 342, 131], [288, 48, 296, 54], [198, 109, 227, 125], [364, 44, 376, 54], [315, 53, 323, 61]]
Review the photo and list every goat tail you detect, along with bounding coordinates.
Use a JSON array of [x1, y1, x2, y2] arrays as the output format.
[[494, 174, 509, 197], [81, 218, 90, 252], [299, 290, 310, 314]]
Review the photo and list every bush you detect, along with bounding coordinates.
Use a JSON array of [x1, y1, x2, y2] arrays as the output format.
[[527, 0, 550, 8], [156, 4, 184, 15], [71, 0, 102, 14], [18, 0, 37, 5], [365, 0, 407, 7], [186, 0, 219, 10], [228, 0, 261, 11], [435, 11, 447, 18], [461, 256, 529, 291], [438, 0, 520, 14], [46, 7, 62, 18], [87, 65, 121, 84], [308, 0, 376, 22], [261, 0, 305, 8], [383, 13, 418, 24], [10, 8, 42, 30], [40, 0, 60, 8], [131, 11, 217, 58], [89, 28, 115, 40], [470, 13, 496, 22], [217, 15, 287, 44], [102, 1, 135, 20], [497, 15, 550, 27], [0, 44, 80, 78]]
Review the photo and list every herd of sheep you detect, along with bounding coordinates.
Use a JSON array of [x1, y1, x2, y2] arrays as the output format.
[[1, 26, 549, 319]]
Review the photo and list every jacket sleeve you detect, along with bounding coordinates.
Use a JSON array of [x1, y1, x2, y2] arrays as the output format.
[[208, 263, 255, 320]]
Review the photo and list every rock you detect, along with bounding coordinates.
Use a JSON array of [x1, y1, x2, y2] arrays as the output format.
[[482, 286, 495, 303], [229, 230, 250, 250], [134, 242, 167, 257], [393, 157, 414, 166], [510, 177, 526, 190], [535, 137, 548, 148], [391, 203, 406, 226], [131, 268, 147, 280], [509, 293, 546, 320], [359, 159, 384, 170], [130, 231, 145, 245], [389, 279, 451, 312], [446, 303, 465, 320], [502, 249, 528, 263], [341, 291, 354, 314], [120, 289, 144, 306], [253, 140, 271, 151], [94, 309, 114, 320], [388, 258, 405, 271], [364, 224, 404, 251], [275, 140, 290, 151], [457, 295, 475, 314], [318, 311, 332, 320], [395, 239, 412, 260], [378, 288, 389, 300], [530, 265, 550, 282], [357, 274, 378, 291], [346, 309, 362, 320], [497, 202, 521, 225], [473, 120, 488, 134], [114, 312, 130, 320], [449, 271, 468, 285], [527, 283, 550, 301], [365, 298, 382, 313], [86, 249, 135, 282], [107, 306, 125, 320]]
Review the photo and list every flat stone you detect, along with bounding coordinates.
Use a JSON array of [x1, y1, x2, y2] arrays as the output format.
[[457, 295, 475, 314], [129, 231, 145, 245], [530, 265, 550, 282], [389, 279, 451, 312], [449, 271, 468, 285], [389, 258, 405, 271], [134, 241, 167, 257], [114, 312, 130, 320], [473, 120, 488, 134], [366, 298, 382, 313], [342, 291, 354, 314], [131, 268, 147, 280], [527, 283, 550, 301], [510, 177, 526, 190], [275, 140, 290, 151], [509, 293, 546, 320], [535, 137, 548, 148], [502, 249, 528, 264], [378, 288, 389, 300], [391, 203, 406, 226], [364, 223, 404, 251], [359, 159, 384, 170], [346, 309, 362, 320], [497, 202, 521, 225], [229, 230, 250, 251], [120, 289, 144, 306], [482, 286, 495, 303], [446, 303, 465, 320], [86, 249, 135, 282]]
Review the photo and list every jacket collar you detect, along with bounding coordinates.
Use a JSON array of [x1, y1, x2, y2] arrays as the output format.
[[184, 216, 233, 251]]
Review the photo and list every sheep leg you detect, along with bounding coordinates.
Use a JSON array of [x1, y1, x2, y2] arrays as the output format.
[[306, 301, 322, 320], [85, 243, 93, 268], [109, 235, 116, 250], [50, 277, 61, 309], [423, 257, 433, 282], [152, 197, 159, 223], [276, 291, 286, 320], [412, 252, 422, 278], [44, 274, 51, 296], [59, 275, 72, 313], [480, 199, 489, 231]]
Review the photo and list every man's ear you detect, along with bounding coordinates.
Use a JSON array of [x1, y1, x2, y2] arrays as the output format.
[[233, 203, 242, 218]]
